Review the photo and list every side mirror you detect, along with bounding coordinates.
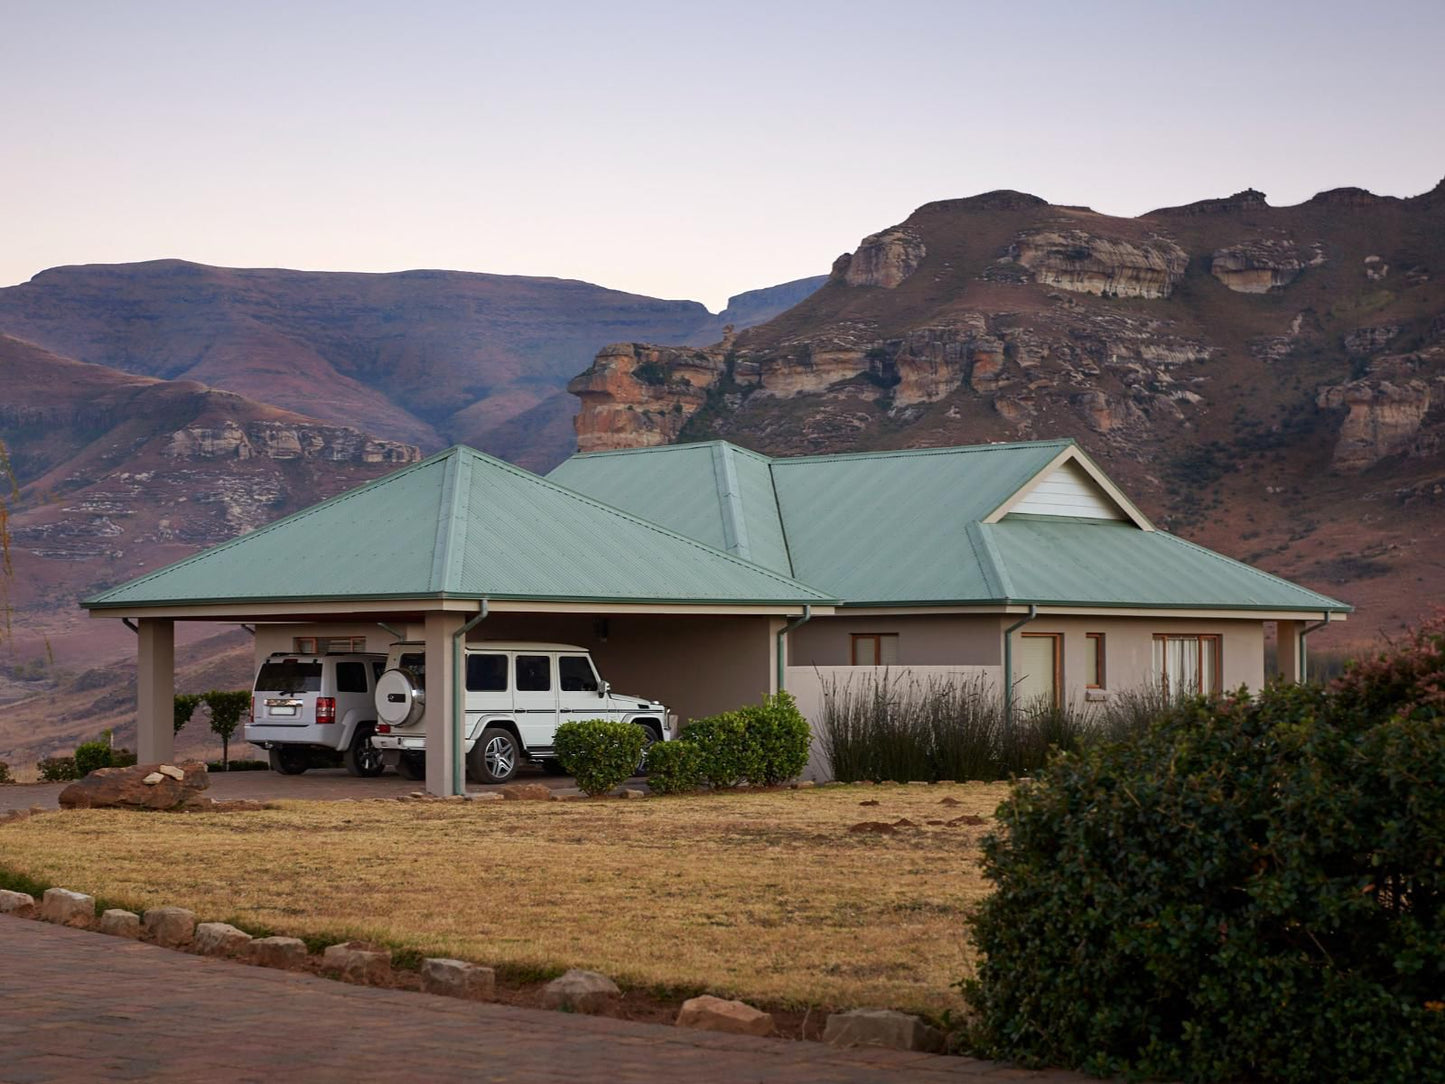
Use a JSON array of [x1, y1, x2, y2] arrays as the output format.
[[598, 680, 610, 698]]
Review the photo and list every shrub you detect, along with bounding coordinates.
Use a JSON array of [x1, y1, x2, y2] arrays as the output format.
[[644, 740, 702, 795], [174, 692, 203, 735], [736, 691, 812, 785], [679, 711, 753, 788], [553, 719, 647, 797], [73, 737, 114, 777], [964, 661, 1445, 1081], [0, 761, 10, 784], [203, 689, 251, 769], [111, 748, 137, 768], [36, 755, 79, 782]]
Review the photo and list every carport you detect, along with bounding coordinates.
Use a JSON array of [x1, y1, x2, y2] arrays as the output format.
[[83, 446, 836, 796]]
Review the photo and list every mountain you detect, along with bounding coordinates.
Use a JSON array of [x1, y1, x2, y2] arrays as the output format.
[[567, 181, 1445, 648], [0, 261, 824, 471]]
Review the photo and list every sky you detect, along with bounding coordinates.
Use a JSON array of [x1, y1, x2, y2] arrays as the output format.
[[2, 0, 1442, 310]]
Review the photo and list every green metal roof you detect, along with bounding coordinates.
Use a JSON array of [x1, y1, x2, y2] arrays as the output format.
[[549, 439, 1351, 614], [85, 446, 835, 609]]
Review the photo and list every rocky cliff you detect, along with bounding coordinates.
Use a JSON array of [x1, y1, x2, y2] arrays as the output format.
[[568, 182, 1445, 645]]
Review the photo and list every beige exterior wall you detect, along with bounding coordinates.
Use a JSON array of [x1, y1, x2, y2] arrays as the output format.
[[252, 622, 392, 663], [789, 614, 1007, 667]]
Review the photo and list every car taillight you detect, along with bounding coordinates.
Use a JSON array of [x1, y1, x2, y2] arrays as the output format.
[[316, 697, 336, 724], [376, 723, 391, 734]]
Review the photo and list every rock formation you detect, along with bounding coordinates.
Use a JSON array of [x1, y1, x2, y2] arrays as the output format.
[[839, 227, 927, 288], [1210, 240, 1324, 292], [1011, 230, 1188, 298]]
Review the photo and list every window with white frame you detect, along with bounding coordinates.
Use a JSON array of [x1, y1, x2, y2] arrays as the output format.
[[1153, 634, 1221, 696]]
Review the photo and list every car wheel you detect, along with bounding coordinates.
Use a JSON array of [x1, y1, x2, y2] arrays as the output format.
[[467, 726, 520, 785], [268, 745, 309, 775], [635, 724, 662, 775], [396, 752, 426, 781], [343, 725, 385, 778]]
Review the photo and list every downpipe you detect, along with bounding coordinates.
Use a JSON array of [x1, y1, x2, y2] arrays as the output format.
[[451, 601, 490, 796], [776, 606, 812, 692], [1297, 610, 1331, 684], [1002, 605, 1038, 731]]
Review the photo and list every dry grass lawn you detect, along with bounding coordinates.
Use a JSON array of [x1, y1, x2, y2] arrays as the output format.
[[0, 782, 1009, 1014]]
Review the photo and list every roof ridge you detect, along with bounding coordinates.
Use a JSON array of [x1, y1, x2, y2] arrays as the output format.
[[967, 523, 1015, 600], [767, 439, 1075, 467], [83, 450, 446, 605], [564, 439, 774, 464], [710, 444, 752, 560], [430, 450, 474, 593]]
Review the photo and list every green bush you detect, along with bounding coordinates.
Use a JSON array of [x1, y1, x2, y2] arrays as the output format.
[[174, 692, 203, 735], [111, 748, 137, 768], [36, 755, 79, 782], [553, 719, 647, 797], [964, 619, 1445, 1082], [736, 691, 811, 785], [203, 689, 251, 769], [73, 738, 113, 777], [679, 711, 753, 788], [644, 740, 702, 794]]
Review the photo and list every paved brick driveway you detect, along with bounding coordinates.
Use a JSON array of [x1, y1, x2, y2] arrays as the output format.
[[0, 918, 1092, 1083]]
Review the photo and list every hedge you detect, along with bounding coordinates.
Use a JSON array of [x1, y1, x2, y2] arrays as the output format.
[[553, 719, 646, 796]]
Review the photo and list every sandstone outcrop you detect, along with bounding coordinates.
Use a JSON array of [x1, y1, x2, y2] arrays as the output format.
[[165, 419, 417, 464], [1010, 230, 1188, 298], [1210, 240, 1323, 293], [59, 761, 210, 811], [568, 343, 724, 453], [839, 227, 926, 288], [1317, 374, 1433, 472]]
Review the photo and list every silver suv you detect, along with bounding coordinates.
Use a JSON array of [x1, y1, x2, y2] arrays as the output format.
[[370, 641, 673, 784], [245, 652, 387, 776]]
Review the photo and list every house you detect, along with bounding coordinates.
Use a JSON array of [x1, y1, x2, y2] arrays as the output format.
[[84, 438, 1348, 795]]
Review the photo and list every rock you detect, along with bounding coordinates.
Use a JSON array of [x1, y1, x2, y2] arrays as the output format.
[[676, 995, 775, 1036], [143, 906, 196, 947], [98, 909, 141, 939], [322, 942, 392, 984], [791, 780, 815, 789], [59, 760, 210, 811], [823, 1008, 945, 1053], [420, 958, 497, 1000], [39, 888, 94, 927], [193, 922, 253, 956], [500, 783, 553, 801], [540, 968, 621, 1013], [618, 788, 645, 799], [841, 227, 927, 289], [568, 342, 723, 454], [1210, 240, 1319, 292], [249, 936, 309, 969], [0, 889, 36, 918], [157, 765, 185, 781], [470, 792, 504, 802], [1011, 229, 1187, 299], [1317, 377, 1432, 472]]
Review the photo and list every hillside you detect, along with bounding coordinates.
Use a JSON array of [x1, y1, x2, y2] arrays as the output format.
[[0, 261, 825, 471], [568, 181, 1445, 648]]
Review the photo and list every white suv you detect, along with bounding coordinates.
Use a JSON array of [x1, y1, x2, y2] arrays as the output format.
[[371, 641, 673, 784], [245, 652, 387, 776]]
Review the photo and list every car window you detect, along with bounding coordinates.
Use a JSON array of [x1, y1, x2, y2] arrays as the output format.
[[466, 653, 508, 692], [515, 655, 551, 692], [334, 662, 368, 694], [255, 661, 322, 694], [558, 655, 599, 692], [398, 652, 426, 691]]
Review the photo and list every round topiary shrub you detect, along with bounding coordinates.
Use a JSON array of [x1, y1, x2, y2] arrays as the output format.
[[643, 740, 702, 795], [679, 711, 752, 788], [740, 691, 812, 785], [553, 719, 647, 797], [964, 622, 1445, 1082]]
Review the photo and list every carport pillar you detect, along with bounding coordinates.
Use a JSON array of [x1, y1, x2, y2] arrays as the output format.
[[135, 618, 175, 765], [1276, 620, 1303, 684], [423, 611, 464, 797]]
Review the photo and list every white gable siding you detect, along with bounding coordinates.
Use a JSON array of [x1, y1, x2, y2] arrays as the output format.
[[1009, 461, 1124, 520]]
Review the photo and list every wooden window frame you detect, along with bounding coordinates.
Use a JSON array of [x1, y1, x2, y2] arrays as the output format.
[[1085, 632, 1106, 689], [1019, 631, 1063, 708], [1152, 633, 1222, 695], [849, 633, 898, 666], [292, 636, 319, 655]]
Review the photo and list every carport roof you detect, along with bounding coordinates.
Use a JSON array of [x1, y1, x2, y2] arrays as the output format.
[[84, 446, 837, 610]]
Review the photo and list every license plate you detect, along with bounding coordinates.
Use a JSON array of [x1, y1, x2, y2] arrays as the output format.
[[268, 705, 298, 717]]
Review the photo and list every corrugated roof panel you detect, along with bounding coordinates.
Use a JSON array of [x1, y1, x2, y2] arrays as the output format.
[[981, 518, 1350, 611], [86, 446, 834, 608], [770, 442, 1068, 603]]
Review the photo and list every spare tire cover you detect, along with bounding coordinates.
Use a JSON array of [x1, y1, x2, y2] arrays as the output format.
[[375, 668, 426, 727]]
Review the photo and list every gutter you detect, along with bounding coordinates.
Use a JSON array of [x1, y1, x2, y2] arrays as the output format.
[[1296, 610, 1331, 683], [776, 606, 813, 692], [451, 601, 490, 796], [1002, 604, 1038, 730]]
